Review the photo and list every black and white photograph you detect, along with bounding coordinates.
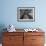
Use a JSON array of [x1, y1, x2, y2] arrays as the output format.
[[17, 7, 35, 22]]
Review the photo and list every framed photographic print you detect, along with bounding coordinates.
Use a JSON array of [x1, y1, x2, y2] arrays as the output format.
[[17, 7, 35, 22]]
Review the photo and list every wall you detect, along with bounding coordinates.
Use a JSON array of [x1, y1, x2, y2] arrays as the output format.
[[0, 0, 46, 30]]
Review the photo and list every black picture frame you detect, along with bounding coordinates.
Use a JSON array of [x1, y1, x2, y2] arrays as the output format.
[[17, 7, 35, 22]]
